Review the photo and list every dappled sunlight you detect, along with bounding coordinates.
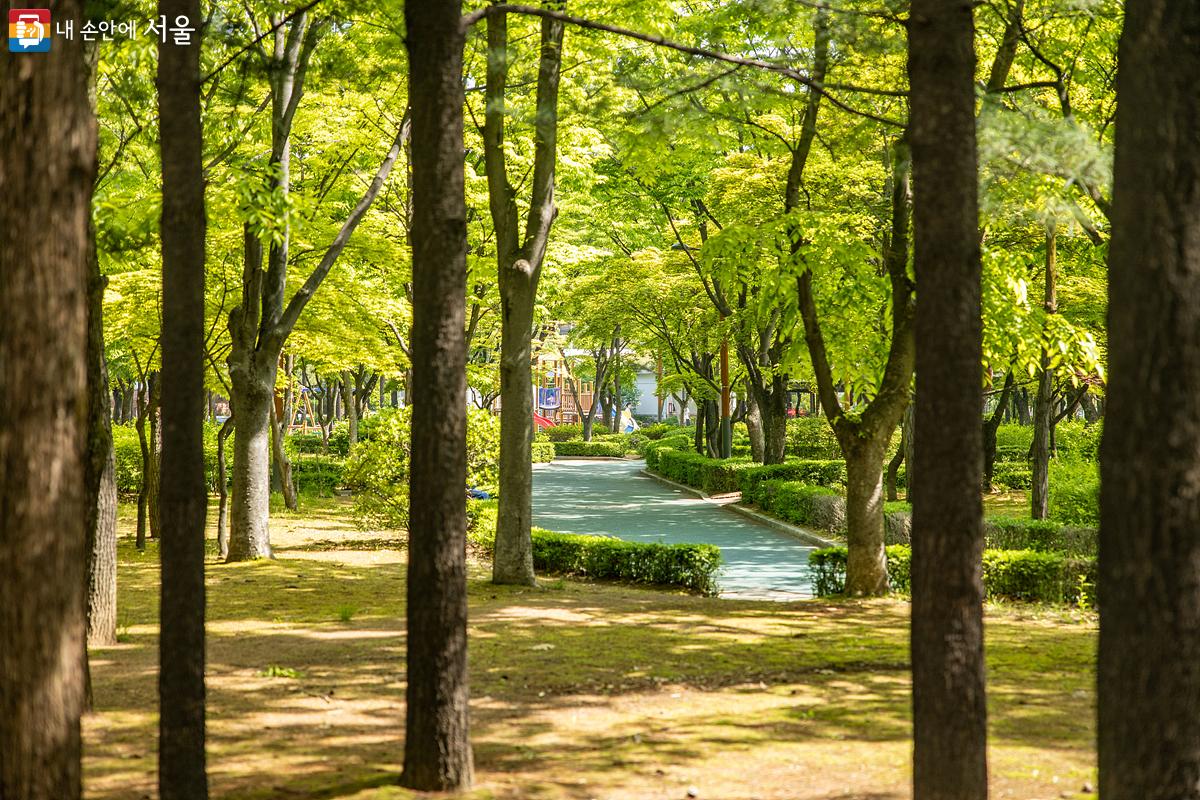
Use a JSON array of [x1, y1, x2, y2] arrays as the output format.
[[83, 510, 1098, 799]]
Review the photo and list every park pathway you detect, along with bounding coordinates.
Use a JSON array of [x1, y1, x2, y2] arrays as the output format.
[[532, 458, 818, 599]]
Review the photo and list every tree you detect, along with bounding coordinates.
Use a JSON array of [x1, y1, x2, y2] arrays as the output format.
[[482, 5, 567, 586], [401, 0, 474, 790], [908, 0, 989, 796], [224, 7, 406, 561], [0, 0, 95, 792], [157, 0, 209, 794], [1098, 0, 1200, 794]]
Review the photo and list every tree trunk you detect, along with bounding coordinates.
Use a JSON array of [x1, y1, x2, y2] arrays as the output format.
[[760, 376, 789, 464], [401, 0, 474, 788], [85, 217, 117, 647], [156, 2, 209, 790], [216, 416, 234, 559], [484, 7, 565, 587], [136, 380, 151, 551], [745, 386, 765, 463], [148, 373, 162, 539], [1031, 227, 1056, 519], [885, 427, 904, 503], [843, 443, 889, 595], [1099, 0, 1200, 795], [227, 375, 274, 561], [271, 404, 298, 510], [342, 369, 359, 447], [908, 0, 989, 794], [0, 6, 94, 791]]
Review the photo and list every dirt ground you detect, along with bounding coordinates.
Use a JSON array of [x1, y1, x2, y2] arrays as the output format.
[[85, 500, 1097, 800]]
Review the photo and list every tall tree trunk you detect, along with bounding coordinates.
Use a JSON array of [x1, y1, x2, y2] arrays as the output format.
[[216, 416, 234, 559], [885, 428, 904, 503], [148, 373, 162, 539], [342, 369, 359, 447], [227, 366, 275, 561], [401, 0, 474, 788], [0, 5, 95, 791], [745, 385, 765, 463], [485, 7, 565, 586], [1031, 226, 1057, 519], [908, 0, 989, 794], [758, 375, 789, 464], [1099, 0, 1200, 795], [136, 379, 151, 551], [271, 404, 298, 510], [843, 443, 888, 595], [156, 1, 209, 791]]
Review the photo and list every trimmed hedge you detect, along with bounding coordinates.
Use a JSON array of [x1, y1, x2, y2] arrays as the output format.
[[786, 417, 842, 459], [810, 544, 1096, 604], [466, 500, 721, 594], [531, 441, 556, 463], [654, 449, 754, 494], [532, 529, 721, 595], [747, 479, 846, 532], [984, 516, 1097, 557], [553, 440, 626, 458], [992, 462, 1032, 490], [545, 424, 583, 442], [738, 460, 846, 497]]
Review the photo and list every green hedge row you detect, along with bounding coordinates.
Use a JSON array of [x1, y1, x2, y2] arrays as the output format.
[[744, 479, 846, 532], [531, 441, 556, 463], [553, 440, 627, 457], [466, 500, 721, 594], [653, 449, 754, 494], [810, 544, 1095, 605], [738, 460, 846, 497], [532, 530, 721, 595]]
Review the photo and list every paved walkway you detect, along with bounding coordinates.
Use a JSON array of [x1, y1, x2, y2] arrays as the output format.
[[532, 459, 816, 599]]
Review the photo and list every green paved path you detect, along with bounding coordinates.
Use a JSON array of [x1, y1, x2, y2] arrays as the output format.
[[532, 459, 816, 599]]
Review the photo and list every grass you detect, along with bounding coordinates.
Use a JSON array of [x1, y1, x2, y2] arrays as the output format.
[[88, 499, 1097, 800]]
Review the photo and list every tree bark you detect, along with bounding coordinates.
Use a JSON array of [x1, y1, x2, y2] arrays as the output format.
[[908, 0, 989, 794], [85, 219, 117, 647], [216, 416, 234, 559], [885, 427, 904, 503], [156, 0, 209, 790], [745, 385, 765, 463], [342, 369, 359, 446], [1099, 0, 1200, 795], [401, 0, 474, 789], [844, 443, 888, 595], [982, 372, 1015, 491], [148, 372, 162, 539], [270, 404, 298, 510], [1031, 226, 1056, 519], [0, 5, 95, 792], [136, 378, 151, 551]]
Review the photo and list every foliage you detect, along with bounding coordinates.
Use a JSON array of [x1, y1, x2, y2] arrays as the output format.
[[984, 516, 1097, 558], [553, 441, 628, 458], [811, 545, 1096, 604], [992, 462, 1033, 490], [531, 441, 557, 463], [738, 460, 847, 498], [343, 408, 501, 530], [653, 449, 755, 494], [748, 480, 846, 533], [545, 424, 584, 442], [786, 417, 843, 460], [1048, 460, 1100, 525]]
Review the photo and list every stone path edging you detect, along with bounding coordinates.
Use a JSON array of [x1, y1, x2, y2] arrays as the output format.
[[639, 469, 839, 549]]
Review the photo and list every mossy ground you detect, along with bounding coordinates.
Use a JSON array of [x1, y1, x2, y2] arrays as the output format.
[[87, 497, 1096, 800]]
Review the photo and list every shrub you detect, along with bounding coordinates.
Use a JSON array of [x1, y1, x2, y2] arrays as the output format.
[[749, 480, 846, 532], [291, 456, 345, 496], [641, 434, 691, 462], [553, 440, 627, 458], [810, 544, 1097, 604], [531, 441, 556, 463], [654, 449, 754, 494], [786, 417, 841, 459], [983, 516, 1097, 557], [992, 462, 1032, 490], [531, 529, 722, 595], [995, 423, 1033, 456], [738, 460, 847, 498], [112, 424, 143, 496], [290, 431, 326, 454], [639, 422, 677, 440], [545, 423, 583, 442], [1048, 460, 1099, 525], [344, 407, 500, 529], [1054, 420, 1102, 462]]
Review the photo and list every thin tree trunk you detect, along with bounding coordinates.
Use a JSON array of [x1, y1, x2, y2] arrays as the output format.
[[148, 372, 162, 539], [85, 212, 117, 647], [982, 372, 1015, 491], [0, 8, 95, 792], [1099, 0, 1200, 794], [885, 426, 904, 503], [136, 380, 151, 551], [156, 1, 209, 790], [216, 416, 234, 559], [271, 404, 298, 510], [401, 0, 474, 788], [908, 0, 989, 794], [1031, 226, 1056, 519], [745, 385, 765, 463]]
